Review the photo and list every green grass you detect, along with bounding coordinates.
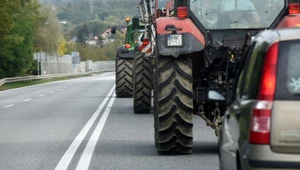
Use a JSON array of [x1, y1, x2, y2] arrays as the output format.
[[0, 75, 91, 91]]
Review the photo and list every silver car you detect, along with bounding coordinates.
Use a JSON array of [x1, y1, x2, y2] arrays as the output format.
[[219, 28, 300, 170]]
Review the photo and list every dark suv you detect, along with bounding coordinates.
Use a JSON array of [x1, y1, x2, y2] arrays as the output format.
[[219, 28, 300, 170]]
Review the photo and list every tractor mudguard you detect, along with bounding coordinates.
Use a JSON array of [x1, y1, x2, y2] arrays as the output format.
[[276, 15, 300, 28], [116, 46, 135, 59], [156, 17, 205, 57]]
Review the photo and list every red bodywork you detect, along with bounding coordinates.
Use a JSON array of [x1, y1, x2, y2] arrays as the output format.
[[156, 17, 205, 46], [276, 14, 300, 28]]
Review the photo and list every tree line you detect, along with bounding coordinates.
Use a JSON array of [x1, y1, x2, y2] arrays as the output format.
[[0, 0, 64, 78], [0, 0, 128, 78]]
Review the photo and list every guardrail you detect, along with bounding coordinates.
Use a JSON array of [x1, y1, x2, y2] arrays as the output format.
[[0, 69, 115, 87]]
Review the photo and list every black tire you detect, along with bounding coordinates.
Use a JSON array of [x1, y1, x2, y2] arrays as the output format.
[[115, 57, 133, 98], [154, 56, 193, 154], [133, 52, 152, 113], [237, 152, 243, 170]]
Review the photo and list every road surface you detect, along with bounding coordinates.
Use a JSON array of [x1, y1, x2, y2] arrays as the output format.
[[0, 72, 219, 170]]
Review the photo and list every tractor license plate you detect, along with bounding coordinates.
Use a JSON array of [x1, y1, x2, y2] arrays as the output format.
[[167, 34, 182, 46]]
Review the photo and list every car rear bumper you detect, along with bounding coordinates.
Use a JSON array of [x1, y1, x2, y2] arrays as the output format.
[[244, 144, 300, 170], [248, 159, 300, 169]]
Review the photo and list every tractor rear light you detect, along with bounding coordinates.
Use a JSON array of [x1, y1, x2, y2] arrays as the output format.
[[289, 3, 300, 14], [125, 44, 131, 48], [249, 42, 278, 145], [139, 38, 151, 53], [177, 7, 188, 18], [142, 38, 150, 45]]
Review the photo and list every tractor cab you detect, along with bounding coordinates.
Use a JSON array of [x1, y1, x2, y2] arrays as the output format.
[[185, 0, 287, 62], [112, 17, 145, 52], [124, 17, 145, 51], [190, 0, 284, 30]]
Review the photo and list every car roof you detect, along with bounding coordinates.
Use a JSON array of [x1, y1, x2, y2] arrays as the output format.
[[276, 28, 300, 41], [253, 28, 300, 45]]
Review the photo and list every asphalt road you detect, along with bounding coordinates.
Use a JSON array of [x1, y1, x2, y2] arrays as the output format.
[[0, 72, 219, 170]]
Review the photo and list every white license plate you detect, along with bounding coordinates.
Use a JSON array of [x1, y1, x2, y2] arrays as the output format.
[[167, 34, 182, 46]]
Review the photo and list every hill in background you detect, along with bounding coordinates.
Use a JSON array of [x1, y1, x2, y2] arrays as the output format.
[[39, 0, 141, 39]]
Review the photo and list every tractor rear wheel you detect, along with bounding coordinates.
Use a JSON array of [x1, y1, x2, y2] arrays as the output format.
[[133, 52, 152, 113], [154, 56, 193, 154], [115, 57, 133, 98]]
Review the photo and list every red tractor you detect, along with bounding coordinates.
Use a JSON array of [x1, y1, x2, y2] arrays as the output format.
[[152, 0, 300, 154]]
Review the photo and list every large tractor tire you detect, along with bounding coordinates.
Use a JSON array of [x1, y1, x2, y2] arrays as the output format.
[[115, 57, 133, 98], [133, 52, 152, 113], [154, 56, 193, 154]]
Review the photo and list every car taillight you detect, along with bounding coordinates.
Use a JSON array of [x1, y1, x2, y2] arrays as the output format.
[[249, 42, 278, 145], [289, 3, 300, 14], [177, 7, 188, 18], [259, 43, 279, 101], [250, 101, 273, 144]]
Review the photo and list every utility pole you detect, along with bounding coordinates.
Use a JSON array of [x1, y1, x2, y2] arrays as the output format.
[[37, 52, 40, 76], [89, 0, 94, 13]]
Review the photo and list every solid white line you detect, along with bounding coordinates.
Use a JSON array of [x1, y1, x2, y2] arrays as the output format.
[[24, 99, 31, 102], [76, 93, 116, 170], [55, 85, 116, 170], [49, 91, 54, 94], [38, 94, 44, 97], [3, 104, 14, 108]]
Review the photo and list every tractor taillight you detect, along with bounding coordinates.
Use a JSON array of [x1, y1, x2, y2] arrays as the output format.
[[289, 3, 300, 14], [125, 44, 131, 48], [177, 7, 188, 18], [142, 38, 150, 45], [139, 38, 151, 53]]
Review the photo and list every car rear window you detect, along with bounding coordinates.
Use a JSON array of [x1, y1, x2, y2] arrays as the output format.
[[276, 39, 300, 100]]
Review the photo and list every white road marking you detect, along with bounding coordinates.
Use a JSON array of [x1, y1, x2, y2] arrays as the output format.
[[64, 86, 67, 88], [100, 72, 112, 77], [38, 94, 44, 97], [55, 85, 116, 170], [76, 93, 116, 170], [57, 88, 61, 91], [49, 91, 54, 94], [24, 99, 31, 102], [3, 104, 14, 108], [92, 76, 115, 81]]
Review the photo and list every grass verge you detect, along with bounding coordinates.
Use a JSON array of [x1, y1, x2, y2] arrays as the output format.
[[0, 74, 91, 91]]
